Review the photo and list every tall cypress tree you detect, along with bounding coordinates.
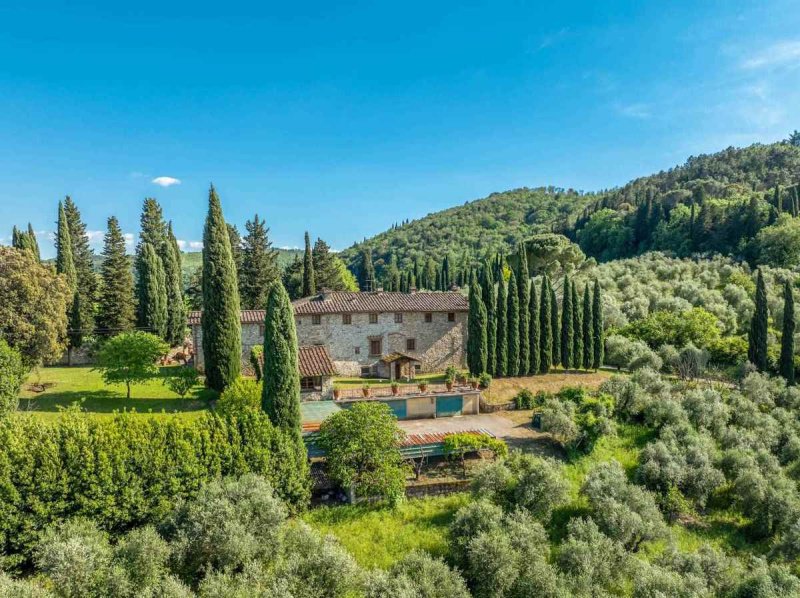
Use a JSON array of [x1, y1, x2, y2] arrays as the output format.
[[551, 285, 560, 367], [467, 279, 489, 375], [529, 281, 540, 375], [582, 283, 594, 370], [359, 247, 376, 291], [539, 276, 552, 374], [227, 224, 243, 276], [164, 223, 187, 346], [240, 214, 280, 309], [748, 270, 769, 372], [572, 280, 583, 369], [496, 277, 508, 377], [302, 231, 316, 297], [56, 201, 80, 361], [517, 243, 530, 376], [481, 264, 497, 376], [592, 279, 604, 370], [781, 279, 796, 385], [27, 223, 40, 261], [139, 243, 168, 339], [560, 276, 573, 370], [202, 185, 242, 392], [261, 281, 301, 433], [97, 216, 135, 335], [506, 269, 520, 377], [63, 197, 96, 341], [136, 198, 167, 328]]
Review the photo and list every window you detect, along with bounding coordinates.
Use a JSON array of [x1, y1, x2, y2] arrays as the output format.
[[414, 364, 422, 372], [342, 313, 352, 325], [354, 346, 360, 355], [448, 312, 455, 322], [406, 338, 416, 351], [424, 312, 433, 323], [360, 366, 372, 377], [300, 376, 322, 391], [369, 338, 382, 356], [369, 313, 378, 324], [312, 314, 321, 325], [394, 312, 403, 323], [295, 317, 301, 326]]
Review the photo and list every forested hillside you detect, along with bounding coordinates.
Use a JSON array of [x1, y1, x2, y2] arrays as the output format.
[[342, 139, 800, 278]]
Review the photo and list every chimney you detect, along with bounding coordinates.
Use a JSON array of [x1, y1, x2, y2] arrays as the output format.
[[408, 286, 417, 294]]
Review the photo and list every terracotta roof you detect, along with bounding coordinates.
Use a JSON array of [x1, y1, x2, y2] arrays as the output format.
[[380, 351, 422, 363], [401, 430, 495, 447], [298, 345, 337, 377], [187, 310, 264, 325], [292, 290, 468, 315]]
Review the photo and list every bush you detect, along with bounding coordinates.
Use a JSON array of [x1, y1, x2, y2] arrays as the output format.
[[514, 388, 535, 410], [95, 331, 169, 398], [675, 343, 710, 380], [164, 366, 200, 397], [215, 377, 262, 415], [478, 372, 492, 389], [0, 340, 26, 415], [249, 345, 264, 382]]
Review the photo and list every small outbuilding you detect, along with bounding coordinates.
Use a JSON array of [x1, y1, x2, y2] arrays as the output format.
[[298, 345, 337, 401]]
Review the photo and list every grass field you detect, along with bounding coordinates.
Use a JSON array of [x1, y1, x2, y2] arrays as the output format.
[[19, 366, 215, 419], [302, 493, 468, 568], [333, 372, 447, 388], [482, 369, 613, 404]]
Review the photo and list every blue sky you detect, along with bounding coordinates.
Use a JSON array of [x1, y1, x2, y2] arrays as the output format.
[[1, 1, 799, 258]]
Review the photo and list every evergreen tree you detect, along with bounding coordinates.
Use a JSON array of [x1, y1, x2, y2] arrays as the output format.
[[26, 223, 40, 261], [441, 255, 450, 290], [529, 281, 540, 375], [139, 243, 168, 339], [572, 280, 583, 369], [551, 285, 560, 366], [163, 223, 186, 346], [227, 223, 243, 276], [261, 281, 301, 433], [302, 231, 316, 297], [97, 216, 135, 335], [136, 198, 167, 328], [239, 214, 280, 309], [495, 277, 508, 376], [781, 279, 795, 385], [748, 270, 769, 372], [467, 279, 488, 375], [775, 186, 783, 214], [560, 276, 573, 370], [582, 283, 593, 370], [506, 269, 520, 376], [312, 237, 340, 291], [517, 243, 530, 375], [63, 197, 96, 339], [384, 253, 400, 291], [592, 279, 604, 370], [282, 254, 304, 300], [539, 276, 552, 373], [481, 264, 497, 376], [358, 247, 376, 291], [56, 201, 80, 360], [202, 185, 242, 392]]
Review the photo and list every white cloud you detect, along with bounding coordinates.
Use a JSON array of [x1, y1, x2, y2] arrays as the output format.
[[85, 230, 105, 244], [152, 176, 182, 187], [177, 240, 203, 251], [742, 40, 800, 70], [616, 102, 652, 119]]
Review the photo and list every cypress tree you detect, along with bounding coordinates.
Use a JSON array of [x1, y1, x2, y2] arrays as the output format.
[[561, 276, 573, 370], [261, 281, 301, 433], [202, 185, 242, 392], [302, 231, 316, 297], [517, 243, 530, 375], [572, 280, 583, 369], [240, 214, 280, 309], [140, 243, 168, 339], [27, 223, 40, 261], [551, 285, 560, 366], [748, 270, 769, 372], [507, 269, 520, 377], [481, 264, 497, 376], [539, 276, 552, 374], [64, 197, 96, 340], [227, 224, 243, 275], [529, 281, 540, 375], [56, 201, 80, 362], [592, 279, 604, 369], [496, 277, 508, 377], [11, 225, 21, 250], [164, 223, 186, 346], [97, 216, 135, 334], [467, 279, 488, 375], [781, 279, 796, 385], [582, 283, 593, 370], [136, 198, 167, 328], [359, 247, 375, 291]]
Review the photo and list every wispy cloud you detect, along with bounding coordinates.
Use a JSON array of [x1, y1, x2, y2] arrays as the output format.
[[741, 40, 800, 70], [537, 28, 569, 50], [616, 102, 652, 119], [177, 239, 203, 251], [152, 176, 182, 187]]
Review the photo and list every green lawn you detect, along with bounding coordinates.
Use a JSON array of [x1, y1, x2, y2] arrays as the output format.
[[19, 366, 216, 419], [333, 372, 448, 388], [302, 494, 468, 569]]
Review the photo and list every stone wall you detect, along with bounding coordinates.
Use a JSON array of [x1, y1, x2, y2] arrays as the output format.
[[295, 310, 466, 377], [192, 322, 263, 374]]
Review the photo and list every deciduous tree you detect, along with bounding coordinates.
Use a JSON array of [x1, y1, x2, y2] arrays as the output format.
[[95, 331, 168, 398]]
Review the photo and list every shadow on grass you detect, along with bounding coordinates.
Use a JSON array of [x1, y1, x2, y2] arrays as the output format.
[[19, 387, 215, 414]]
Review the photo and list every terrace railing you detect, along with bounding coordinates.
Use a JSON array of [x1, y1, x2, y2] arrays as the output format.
[[334, 383, 475, 400]]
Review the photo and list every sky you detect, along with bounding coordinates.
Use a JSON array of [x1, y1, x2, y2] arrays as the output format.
[[1, 1, 799, 258]]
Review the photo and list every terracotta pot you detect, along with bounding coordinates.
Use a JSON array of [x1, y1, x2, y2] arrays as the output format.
[[362, 388, 371, 397], [391, 386, 400, 396], [418, 384, 428, 393], [333, 389, 341, 400], [471, 381, 479, 390], [446, 381, 454, 391]]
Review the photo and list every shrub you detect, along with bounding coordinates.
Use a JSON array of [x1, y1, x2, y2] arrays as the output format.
[[249, 345, 264, 382], [478, 372, 492, 388], [215, 377, 262, 416], [164, 366, 199, 397], [95, 331, 169, 398], [443, 432, 508, 461], [514, 388, 535, 410], [0, 340, 26, 415], [675, 343, 710, 380]]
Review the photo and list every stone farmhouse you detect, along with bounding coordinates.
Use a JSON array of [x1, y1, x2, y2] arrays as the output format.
[[187, 289, 468, 385]]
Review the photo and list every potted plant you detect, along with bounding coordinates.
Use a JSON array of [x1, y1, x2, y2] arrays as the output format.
[[391, 381, 400, 396], [445, 374, 454, 391], [418, 381, 428, 393], [333, 386, 342, 400], [362, 383, 371, 397], [469, 376, 479, 390], [478, 372, 492, 390]]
